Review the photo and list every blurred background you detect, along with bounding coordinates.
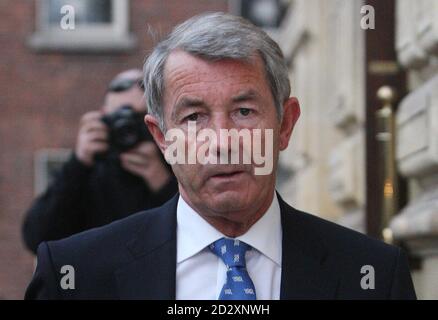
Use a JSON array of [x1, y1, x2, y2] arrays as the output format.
[[1, 0, 438, 299]]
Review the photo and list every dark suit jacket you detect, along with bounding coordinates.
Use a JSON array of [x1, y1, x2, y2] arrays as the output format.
[[25, 193, 416, 299]]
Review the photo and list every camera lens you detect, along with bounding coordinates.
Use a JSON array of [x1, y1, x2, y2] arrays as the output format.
[[113, 118, 139, 149]]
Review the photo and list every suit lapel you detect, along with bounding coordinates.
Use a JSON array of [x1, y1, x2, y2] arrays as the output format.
[[115, 194, 179, 299], [278, 194, 339, 299], [114, 192, 339, 299]]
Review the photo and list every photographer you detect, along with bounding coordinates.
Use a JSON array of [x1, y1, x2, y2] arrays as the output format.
[[22, 69, 178, 254]]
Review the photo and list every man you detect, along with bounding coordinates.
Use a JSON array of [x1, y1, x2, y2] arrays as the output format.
[[22, 69, 178, 254], [25, 13, 416, 299]]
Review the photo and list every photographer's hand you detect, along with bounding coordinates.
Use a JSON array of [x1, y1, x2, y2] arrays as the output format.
[[120, 142, 171, 192], [75, 111, 109, 166]]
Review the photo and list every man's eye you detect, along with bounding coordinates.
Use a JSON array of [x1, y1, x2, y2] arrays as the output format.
[[239, 108, 251, 116], [185, 113, 199, 121]]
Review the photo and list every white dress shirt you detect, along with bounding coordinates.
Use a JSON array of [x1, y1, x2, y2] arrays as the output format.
[[176, 193, 282, 300]]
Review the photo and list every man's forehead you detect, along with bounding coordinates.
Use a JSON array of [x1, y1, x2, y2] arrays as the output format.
[[160, 50, 274, 116], [163, 50, 265, 82]]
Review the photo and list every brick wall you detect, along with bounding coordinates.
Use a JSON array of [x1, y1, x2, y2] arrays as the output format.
[[0, 0, 228, 299]]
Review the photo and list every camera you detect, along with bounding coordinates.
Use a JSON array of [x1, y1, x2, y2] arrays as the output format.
[[101, 105, 152, 154]]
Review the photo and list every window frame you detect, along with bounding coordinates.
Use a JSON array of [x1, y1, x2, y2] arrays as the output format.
[[34, 148, 72, 196], [28, 0, 137, 52], [228, 0, 291, 39]]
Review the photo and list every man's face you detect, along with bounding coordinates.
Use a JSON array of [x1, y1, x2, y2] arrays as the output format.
[[103, 86, 146, 115], [149, 50, 299, 223]]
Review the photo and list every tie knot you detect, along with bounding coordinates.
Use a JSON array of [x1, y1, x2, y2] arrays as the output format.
[[209, 238, 251, 268]]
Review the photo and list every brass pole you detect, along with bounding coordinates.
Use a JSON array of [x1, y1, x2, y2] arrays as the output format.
[[375, 86, 398, 244]]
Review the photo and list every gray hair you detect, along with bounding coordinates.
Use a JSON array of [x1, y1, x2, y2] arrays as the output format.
[[143, 12, 291, 131]]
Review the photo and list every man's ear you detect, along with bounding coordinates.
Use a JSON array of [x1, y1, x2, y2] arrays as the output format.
[[279, 97, 300, 151], [145, 114, 167, 154]]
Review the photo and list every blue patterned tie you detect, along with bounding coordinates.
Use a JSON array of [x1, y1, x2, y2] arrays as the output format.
[[209, 238, 257, 300]]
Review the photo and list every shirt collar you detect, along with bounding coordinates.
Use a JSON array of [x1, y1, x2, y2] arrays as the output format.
[[176, 193, 282, 266]]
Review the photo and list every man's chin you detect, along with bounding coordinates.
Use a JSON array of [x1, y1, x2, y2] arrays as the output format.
[[205, 190, 249, 213]]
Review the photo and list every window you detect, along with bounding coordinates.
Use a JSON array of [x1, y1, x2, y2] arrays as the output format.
[[28, 0, 136, 52], [34, 149, 71, 196], [230, 0, 290, 29]]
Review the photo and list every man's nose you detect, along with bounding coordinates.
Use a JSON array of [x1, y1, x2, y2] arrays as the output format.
[[209, 114, 234, 158]]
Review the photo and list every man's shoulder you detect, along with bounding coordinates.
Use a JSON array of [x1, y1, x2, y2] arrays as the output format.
[[43, 210, 150, 266], [50, 209, 150, 248], [27, 196, 178, 299], [280, 199, 415, 299], [281, 200, 399, 261], [43, 195, 177, 268]]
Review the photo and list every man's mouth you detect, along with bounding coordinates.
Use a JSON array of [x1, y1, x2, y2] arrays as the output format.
[[209, 170, 245, 180]]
